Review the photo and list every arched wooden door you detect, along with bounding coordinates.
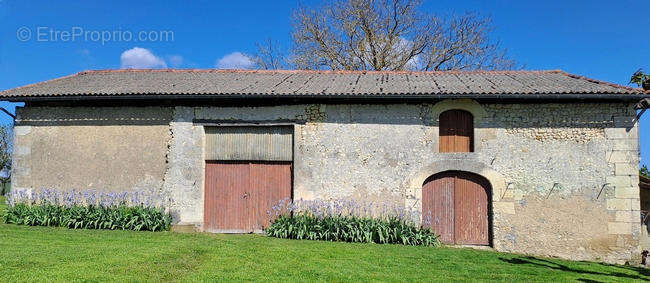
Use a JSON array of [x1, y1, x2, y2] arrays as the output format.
[[422, 171, 491, 245]]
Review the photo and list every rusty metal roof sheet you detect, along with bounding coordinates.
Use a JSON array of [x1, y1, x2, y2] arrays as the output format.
[[0, 69, 645, 101]]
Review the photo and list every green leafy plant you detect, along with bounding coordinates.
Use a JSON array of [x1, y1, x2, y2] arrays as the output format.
[[4, 202, 171, 231], [266, 212, 439, 246], [630, 69, 650, 90], [4, 188, 172, 231]]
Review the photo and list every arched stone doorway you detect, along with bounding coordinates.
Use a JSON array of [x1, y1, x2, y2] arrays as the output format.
[[422, 171, 492, 245]]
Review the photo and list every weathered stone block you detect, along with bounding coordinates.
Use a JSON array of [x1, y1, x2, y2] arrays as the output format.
[[606, 198, 631, 211], [513, 189, 524, 201], [608, 222, 633, 234], [607, 150, 636, 163], [605, 128, 634, 139], [615, 163, 638, 176], [14, 126, 31, 136], [14, 145, 31, 156], [501, 188, 514, 199], [493, 202, 515, 214], [614, 187, 639, 199], [612, 139, 638, 151], [606, 176, 635, 188], [615, 211, 639, 223]]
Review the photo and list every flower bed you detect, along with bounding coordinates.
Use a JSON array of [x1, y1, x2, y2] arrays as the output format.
[[265, 199, 439, 246], [4, 189, 171, 231]]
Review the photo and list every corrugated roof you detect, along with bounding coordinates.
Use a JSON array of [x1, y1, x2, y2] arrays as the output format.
[[0, 69, 645, 101]]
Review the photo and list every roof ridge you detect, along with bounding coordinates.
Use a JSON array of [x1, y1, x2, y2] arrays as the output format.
[[78, 68, 562, 75]]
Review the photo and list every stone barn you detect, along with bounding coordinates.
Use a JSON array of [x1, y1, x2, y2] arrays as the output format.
[[1, 69, 648, 264]]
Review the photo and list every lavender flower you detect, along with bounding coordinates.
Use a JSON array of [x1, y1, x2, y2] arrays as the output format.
[[7, 187, 170, 209]]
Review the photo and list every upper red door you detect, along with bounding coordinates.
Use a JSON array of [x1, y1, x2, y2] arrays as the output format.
[[439, 110, 474, 152]]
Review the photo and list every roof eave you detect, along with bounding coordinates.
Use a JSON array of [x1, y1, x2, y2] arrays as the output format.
[[2, 92, 648, 102]]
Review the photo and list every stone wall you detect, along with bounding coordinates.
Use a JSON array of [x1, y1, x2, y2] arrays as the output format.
[[193, 101, 640, 263], [11, 101, 641, 264], [12, 107, 172, 193]]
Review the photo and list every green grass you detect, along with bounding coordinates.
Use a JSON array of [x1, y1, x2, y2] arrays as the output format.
[[0, 195, 6, 218], [1, 199, 648, 281]]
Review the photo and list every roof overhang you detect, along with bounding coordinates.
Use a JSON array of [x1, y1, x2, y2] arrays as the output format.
[[5, 92, 648, 103]]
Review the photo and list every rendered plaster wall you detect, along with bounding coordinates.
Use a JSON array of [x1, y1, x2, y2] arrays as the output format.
[[11, 107, 172, 193]]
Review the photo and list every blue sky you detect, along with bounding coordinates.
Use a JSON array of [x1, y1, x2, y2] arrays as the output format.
[[1, 0, 649, 164]]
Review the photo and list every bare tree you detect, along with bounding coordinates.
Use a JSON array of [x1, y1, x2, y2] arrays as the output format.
[[248, 38, 291, 70], [0, 125, 11, 195], [253, 0, 517, 71]]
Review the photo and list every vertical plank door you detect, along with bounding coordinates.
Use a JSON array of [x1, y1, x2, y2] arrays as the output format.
[[422, 172, 456, 244], [439, 110, 473, 152], [204, 161, 291, 233], [249, 162, 292, 231], [422, 171, 491, 245], [453, 172, 490, 245]]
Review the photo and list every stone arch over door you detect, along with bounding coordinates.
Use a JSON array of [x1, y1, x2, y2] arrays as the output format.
[[422, 171, 492, 245], [408, 159, 506, 199], [406, 159, 513, 247]]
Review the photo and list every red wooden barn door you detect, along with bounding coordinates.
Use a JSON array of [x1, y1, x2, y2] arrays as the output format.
[[204, 161, 291, 233], [422, 171, 491, 245], [439, 110, 473, 152], [422, 171, 456, 244], [249, 162, 292, 230]]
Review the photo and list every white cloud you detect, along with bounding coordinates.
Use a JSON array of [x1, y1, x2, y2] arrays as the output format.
[[168, 55, 183, 67], [216, 52, 254, 69], [120, 47, 167, 69]]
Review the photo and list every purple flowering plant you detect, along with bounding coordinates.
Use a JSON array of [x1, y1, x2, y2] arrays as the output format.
[[265, 198, 439, 246], [4, 188, 172, 232]]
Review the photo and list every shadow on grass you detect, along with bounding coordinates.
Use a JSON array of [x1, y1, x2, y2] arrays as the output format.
[[499, 256, 649, 281]]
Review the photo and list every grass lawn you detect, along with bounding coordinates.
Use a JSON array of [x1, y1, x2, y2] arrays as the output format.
[[1, 197, 649, 281]]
